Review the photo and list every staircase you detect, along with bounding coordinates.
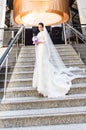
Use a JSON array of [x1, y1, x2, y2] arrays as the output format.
[[73, 44, 86, 64], [0, 44, 86, 129]]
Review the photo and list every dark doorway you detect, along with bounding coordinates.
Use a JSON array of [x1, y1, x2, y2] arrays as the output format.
[[51, 26, 64, 44], [25, 28, 33, 45]]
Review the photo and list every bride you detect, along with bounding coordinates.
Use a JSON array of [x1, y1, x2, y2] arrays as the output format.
[[32, 22, 85, 98]]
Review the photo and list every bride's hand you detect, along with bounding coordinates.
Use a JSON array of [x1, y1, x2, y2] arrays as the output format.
[[36, 41, 41, 45]]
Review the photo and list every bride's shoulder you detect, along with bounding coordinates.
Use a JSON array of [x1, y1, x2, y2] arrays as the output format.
[[37, 31, 44, 36], [41, 31, 45, 36]]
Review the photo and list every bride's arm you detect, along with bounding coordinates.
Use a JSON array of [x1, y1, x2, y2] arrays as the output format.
[[37, 33, 46, 44], [36, 40, 45, 44]]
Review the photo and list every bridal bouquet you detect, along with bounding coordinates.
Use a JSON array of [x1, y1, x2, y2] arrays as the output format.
[[32, 36, 39, 45]]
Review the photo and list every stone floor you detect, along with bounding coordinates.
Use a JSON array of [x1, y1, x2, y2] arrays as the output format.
[[0, 123, 86, 130]]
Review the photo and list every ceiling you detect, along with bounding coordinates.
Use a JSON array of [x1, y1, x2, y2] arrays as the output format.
[[6, 0, 77, 10], [6, 0, 80, 26]]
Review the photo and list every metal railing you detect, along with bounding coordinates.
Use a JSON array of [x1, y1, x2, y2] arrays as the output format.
[[63, 23, 86, 64], [0, 27, 25, 46], [73, 24, 86, 34], [0, 25, 25, 99], [63, 23, 86, 45]]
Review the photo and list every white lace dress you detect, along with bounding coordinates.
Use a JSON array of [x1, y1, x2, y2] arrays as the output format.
[[32, 31, 84, 98]]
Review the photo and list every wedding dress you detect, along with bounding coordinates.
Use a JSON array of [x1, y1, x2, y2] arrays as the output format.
[[32, 27, 85, 98]]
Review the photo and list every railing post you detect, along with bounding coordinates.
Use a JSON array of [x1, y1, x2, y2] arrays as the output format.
[[16, 38, 19, 61], [63, 24, 67, 45], [76, 34, 79, 44], [4, 55, 8, 99], [22, 27, 24, 45], [12, 30, 14, 39], [23, 26, 25, 46]]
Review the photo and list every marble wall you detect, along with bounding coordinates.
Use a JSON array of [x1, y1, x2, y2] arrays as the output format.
[[0, 0, 6, 47], [77, 0, 86, 35]]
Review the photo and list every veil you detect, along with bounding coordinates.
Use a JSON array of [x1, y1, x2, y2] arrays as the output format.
[[43, 26, 86, 80], [32, 25, 86, 98]]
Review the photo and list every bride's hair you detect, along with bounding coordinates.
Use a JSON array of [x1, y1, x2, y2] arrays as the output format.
[[38, 22, 44, 27]]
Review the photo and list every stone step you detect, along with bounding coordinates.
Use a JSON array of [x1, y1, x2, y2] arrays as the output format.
[[63, 60, 83, 64], [17, 54, 81, 59], [0, 65, 34, 73], [0, 63, 86, 75], [0, 69, 86, 81], [15, 63, 84, 69], [22, 45, 74, 49], [3, 62, 16, 67], [7, 57, 16, 62], [18, 51, 78, 56], [0, 71, 33, 80], [17, 53, 79, 59], [15, 61, 83, 66], [15, 57, 81, 63], [0, 123, 86, 130], [0, 75, 86, 88], [21, 45, 74, 50], [0, 106, 85, 128], [8, 47, 76, 58], [0, 86, 38, 98], [17, 46, 73, 50], [8, 56, 82, 65], [15, 56, 80, 62], [19, 45, 76, 50], [19, 50, 77, 56], [69, 83, 86, 94], [24, 44, 76, 49], [73, 44, 86, 49], [0, 83, 86, 98], [66, 62, 85, 66], [19, 48, 75, 53], [75, 49, 86, 53], [0, 94, 86, 111], [0, 78, 32, 87], [1, 66, 86, 79], [22, 47, 74, 51], [15, 60, 84, 66], [3, 57, 82, 67]]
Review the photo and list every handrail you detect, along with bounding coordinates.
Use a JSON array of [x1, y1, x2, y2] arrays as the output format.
[[0, 27, 21, 30], [0, 25, 24, 68], [63, 23, 86, 63], [0, 25, 24, 99], [73, 24, 86, 27], [65, 23, 86, 43], [72, 24, 86, 27]]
